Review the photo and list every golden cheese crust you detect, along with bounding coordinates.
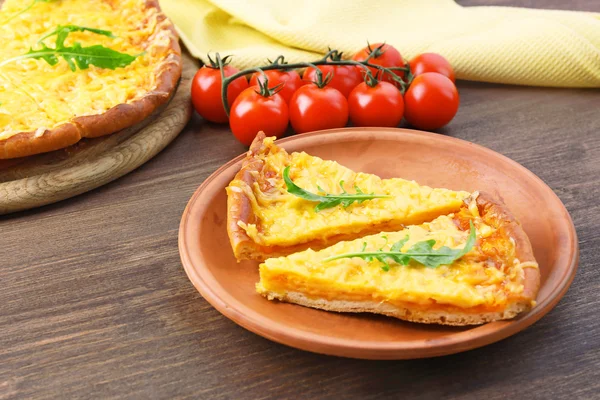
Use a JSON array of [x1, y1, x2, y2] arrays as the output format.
[[258, 192, 541, 326], [472, 191, 540, 307], [0, 0, 182, 159], [227, 132, 268, 261], [227, 132, 470, 261]]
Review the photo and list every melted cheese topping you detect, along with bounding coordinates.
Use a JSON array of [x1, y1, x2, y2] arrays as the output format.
[[0, 0, 177, 139], [257, 206, 531, 310], [229, 138, 470, 248]]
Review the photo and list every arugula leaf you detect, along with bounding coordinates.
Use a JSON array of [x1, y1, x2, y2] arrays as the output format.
[[0, 25, 139, 71], [390, 236, 409, 252], [22, 42, 138, 71], [324, 221, 477, 269], [283, 166, 392, 212], [403, 227, 476, 267], [38, 25, 117, 46]]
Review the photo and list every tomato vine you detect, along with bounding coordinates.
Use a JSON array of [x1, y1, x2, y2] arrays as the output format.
[[216, 45, 412, 117]]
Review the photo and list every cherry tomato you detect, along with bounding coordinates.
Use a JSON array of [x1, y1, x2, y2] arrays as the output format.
[[348, 81, 404, 127], [352, 43, 405, 86], [409, 53, 455, 82], [404, 72, 459, 131], [302, 65, 363, 98], [191, 65, 248, 123], [249, 70, 304, 104], [288, 85, 348, 134], [229, 86, 289, 146]]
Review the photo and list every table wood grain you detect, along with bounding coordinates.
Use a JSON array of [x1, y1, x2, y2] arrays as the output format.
[[1, 1, 599, 399]]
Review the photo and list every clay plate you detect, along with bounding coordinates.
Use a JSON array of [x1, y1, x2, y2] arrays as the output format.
[[178, 128, 578, 359]]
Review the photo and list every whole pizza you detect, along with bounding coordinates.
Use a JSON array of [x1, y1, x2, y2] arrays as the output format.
[[0, 0, 182, 159]]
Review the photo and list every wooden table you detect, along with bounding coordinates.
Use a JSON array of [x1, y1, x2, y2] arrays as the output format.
[[2, 1, 599, 399]]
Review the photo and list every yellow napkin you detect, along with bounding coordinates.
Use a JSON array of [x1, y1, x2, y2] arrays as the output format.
[[161, 0, 600, 87]]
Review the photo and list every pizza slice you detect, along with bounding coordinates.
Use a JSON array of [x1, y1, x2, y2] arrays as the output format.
[[227, 132, 470, 261], [256, 192, 540, 325]]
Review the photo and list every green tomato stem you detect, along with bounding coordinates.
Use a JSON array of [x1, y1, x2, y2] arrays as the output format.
[[217, 50, 411, 117]]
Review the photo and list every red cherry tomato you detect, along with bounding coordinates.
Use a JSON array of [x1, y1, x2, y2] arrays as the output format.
[[352, 43, 405, 86], [404, 72, 459, 131], [229, 86, 289, 146], [249, 70, 304, 104], [302, 65, 363, 98], [191, 65, 248, 123], [409, 53, 455, 82], [288, 85, 348, 134], [348, 81, 404, 127]]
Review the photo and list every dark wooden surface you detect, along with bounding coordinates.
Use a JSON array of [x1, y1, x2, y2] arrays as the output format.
[[1, 1, 599, 399]]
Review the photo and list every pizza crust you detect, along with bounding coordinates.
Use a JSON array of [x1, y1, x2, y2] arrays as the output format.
[[0, 0, 182, 159], [262, 291, 532, 326], [258, 192, 541, 326], [472, 191, 540, 306], [226, 132, 268, 261]]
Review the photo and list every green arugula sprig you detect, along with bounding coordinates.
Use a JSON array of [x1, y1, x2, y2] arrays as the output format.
[[283, 166, 393, 212], [36, 25, 117, 45], [324, 221, 477, 270], [0, 25, 140, 71]]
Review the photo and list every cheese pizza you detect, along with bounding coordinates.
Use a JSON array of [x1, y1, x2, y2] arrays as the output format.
[[0, 0, 181, 158]]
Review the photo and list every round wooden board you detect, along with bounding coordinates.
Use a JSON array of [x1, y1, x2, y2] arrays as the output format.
[[0, 57, 196, 215], [179, 128, 578, 360]]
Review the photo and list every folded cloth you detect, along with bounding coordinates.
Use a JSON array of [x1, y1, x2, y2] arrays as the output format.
[[161, 0, 600, 87]]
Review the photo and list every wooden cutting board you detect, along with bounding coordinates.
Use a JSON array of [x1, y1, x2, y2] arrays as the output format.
[[0, 56, 196, 215]]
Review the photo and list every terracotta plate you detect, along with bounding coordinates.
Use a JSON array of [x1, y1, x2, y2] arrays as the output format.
[[178, 128, 578, 359]]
